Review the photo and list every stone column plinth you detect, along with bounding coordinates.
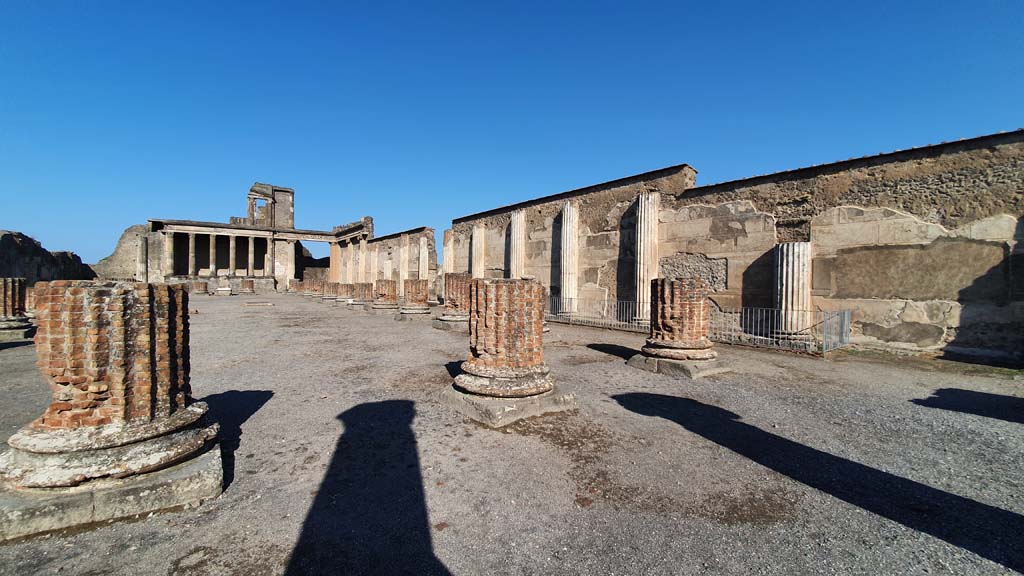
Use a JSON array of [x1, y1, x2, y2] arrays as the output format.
[[445, 278, 576, 427], [0, 281, 222, 540], [559, 200, 578, 314], [350, 282, 373, 306], [471, 225, 485, 279], [774, 242, 813, 339], [433, 273, 471, 332], [241, 279, 255, 294], [627, 278, 730, 379], [400, 279, 430, 314], [0, 278, 31, 341], [371, 279, 398, 311], [509, 209, 526, 279]]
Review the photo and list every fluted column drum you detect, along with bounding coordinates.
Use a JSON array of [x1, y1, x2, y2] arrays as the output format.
[[774, 242, 813, 336]]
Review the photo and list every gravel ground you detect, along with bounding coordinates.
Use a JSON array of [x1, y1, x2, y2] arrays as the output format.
[[1, 293, 1022, 575]]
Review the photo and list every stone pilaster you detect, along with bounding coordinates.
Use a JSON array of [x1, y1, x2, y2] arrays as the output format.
[[398, 237, 409, 297], [635, 191, 660, 319], [188, 233, 196, 276], [163, 232, 175, 278], [208, 234, 217, 277], [774, 242, 813, 337], [136, 235, 149, 282], [228, 236, 236, 274], [442, 230, 454, 275], [471, 225, 486, 279], [0, 281, 222, 539], [559, 200, 578, 313], [446, 278, 576, 427], [419, 235, 429, 280], [247, 236, 255, 277], [509, 209, 526, 279]]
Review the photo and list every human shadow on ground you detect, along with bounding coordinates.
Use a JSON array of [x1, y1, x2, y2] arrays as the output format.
[[200, 389, 274, 488], [285, 400, 451, 576], [912, 388, 1024, 425], [586, 343, 638, 361], [614, 392, 1024, 572]]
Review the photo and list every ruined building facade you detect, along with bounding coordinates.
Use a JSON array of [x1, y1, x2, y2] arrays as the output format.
[[443, 130, 1024, 361], [95, 183, 437, 295]]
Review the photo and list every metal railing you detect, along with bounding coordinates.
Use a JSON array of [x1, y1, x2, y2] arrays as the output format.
[[545, 297, 851, 354]]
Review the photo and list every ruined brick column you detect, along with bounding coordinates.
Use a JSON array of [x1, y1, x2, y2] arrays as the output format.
[[290, 280, 302, 293], [0, 281, 222, 539], [774, 242, 813, 338], [400, 279, 430, 314], [627, 278, 729, 379], [0, 278, 32, 341], [509, 209, 526, 279], [241, 279, 255, 294], [350, 282, 373, 306], [302, 280, 314, 296], [191, 280, 209, 295], [446, 278, 576, 427], [334, 283, 354, 306], [322, 282, 339, 302], [434, 273, 471, 332], [371, 279, 399, 311], [559, 200, 578, 314]]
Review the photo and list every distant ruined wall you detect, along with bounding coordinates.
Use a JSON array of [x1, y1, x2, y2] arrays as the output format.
[[0, 231, 95, 285], [445, 131, 1024, 361]]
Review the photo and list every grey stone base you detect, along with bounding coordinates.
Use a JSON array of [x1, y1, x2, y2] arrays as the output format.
[[432, 317, 469, 333], [627, 353, 732, 379], [367, 305, 398, 314], [0, 326, 33, 342], [441, 384, 578, 428], [0, 447, 222, 542]]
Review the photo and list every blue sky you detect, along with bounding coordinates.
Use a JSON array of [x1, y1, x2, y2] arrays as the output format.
[[2, 1, 1022, 262]]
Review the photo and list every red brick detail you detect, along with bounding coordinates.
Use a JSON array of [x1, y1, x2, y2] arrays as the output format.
[[444, 273, 471, 314], [404, 280, 429, 306], [1, 278, 27, 318], [465, 278, 545, 371], [32, 281, 191, 430], [352, 283, 373, 301], [649, 278, 711, 347]]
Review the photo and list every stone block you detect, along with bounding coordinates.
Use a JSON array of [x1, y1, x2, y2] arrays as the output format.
[[441, 384, 577, 428]]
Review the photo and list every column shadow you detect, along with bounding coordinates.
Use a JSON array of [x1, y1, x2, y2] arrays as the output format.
[[285, 400, 451, 576], [613, 392, 1024, 572], [586, 343, 638, 361], [200, 389, 274, 489], [912, 388, 1024, 425]]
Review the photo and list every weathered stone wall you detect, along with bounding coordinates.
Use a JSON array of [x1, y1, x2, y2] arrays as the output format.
[[0, 231, 95, 285], [450, 166, 697, 302], [302, 267, 329, 282], [446, 131, 1024, 360]]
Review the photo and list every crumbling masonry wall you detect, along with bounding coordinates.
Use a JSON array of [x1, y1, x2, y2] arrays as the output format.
[[446, 131, 1024, 359]]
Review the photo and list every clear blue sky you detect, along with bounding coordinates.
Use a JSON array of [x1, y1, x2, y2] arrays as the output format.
[[2, 1, 1022, 262]]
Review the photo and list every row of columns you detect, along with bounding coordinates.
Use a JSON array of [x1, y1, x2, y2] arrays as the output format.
[[164, 232, 273, 278], [450, 193, 815, 326], [336, 236, 431, 285]]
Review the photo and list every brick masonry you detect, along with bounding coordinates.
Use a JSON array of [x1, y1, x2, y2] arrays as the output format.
[[444, 273, 471, 316], [374, 279, 397, 304], [1, 278, 27, 318], [404, 279, 429, 307], [465, 278, 546, 372], [352, 282, 373, 302], [32, 281, 191, 429]]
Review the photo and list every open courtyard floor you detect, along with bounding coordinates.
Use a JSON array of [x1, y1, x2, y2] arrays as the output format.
[[1, 293, 1022, 575]]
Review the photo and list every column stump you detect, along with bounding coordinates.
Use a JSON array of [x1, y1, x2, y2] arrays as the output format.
[[370, 280, 399, 313], [397, 279, 431, 321], [432, 273, 471, 333], [349, 283, 373, 309], [444, 278, 577, 428], [627, 278, 731, 379], [240, 279, 255, 294], [0, 281, 222, 541]]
